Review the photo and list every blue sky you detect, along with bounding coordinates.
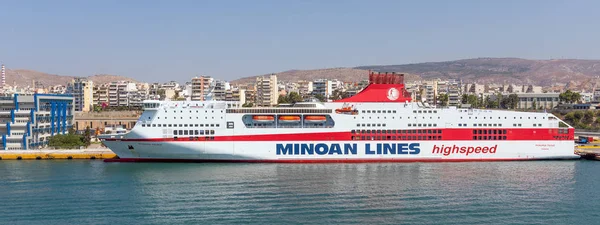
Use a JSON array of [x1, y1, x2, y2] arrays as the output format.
[[0, 0, 598, 82]]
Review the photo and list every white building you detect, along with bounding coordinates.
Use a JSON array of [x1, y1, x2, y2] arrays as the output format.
[[255, 74, 278, 107], [66, 78, 94, 112]]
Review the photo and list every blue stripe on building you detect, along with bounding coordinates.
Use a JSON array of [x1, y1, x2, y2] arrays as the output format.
[[13, 93, 19, 110]]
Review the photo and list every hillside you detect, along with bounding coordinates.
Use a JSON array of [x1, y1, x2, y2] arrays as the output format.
[[232, 58, 600, 90], [356, 58, 600, 88], [3, 69, 137, 87], [231, 68, 421, 84]]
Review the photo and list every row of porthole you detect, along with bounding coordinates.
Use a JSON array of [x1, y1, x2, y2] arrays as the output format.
[[461, 116, 545, 120], [165, 110, 223, 114], [155, 116, 224, 120], [142, 123, 220, 128]]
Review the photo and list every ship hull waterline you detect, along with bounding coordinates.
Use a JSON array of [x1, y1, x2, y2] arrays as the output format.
[[103, 139, 580, 163]]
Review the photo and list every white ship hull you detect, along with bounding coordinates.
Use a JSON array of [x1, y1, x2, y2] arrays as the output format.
[[103, 139, 579, 162]]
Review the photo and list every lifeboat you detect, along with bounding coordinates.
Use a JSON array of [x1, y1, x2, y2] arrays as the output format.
[[278, 115, 301, 122], [252, 115, 275, 122], [304, 115, 327, 123], [335, 107, 358, 115]]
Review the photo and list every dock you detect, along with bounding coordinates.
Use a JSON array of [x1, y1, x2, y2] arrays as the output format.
[[0, 149, 117, 160], [575, 147, 600, 160]]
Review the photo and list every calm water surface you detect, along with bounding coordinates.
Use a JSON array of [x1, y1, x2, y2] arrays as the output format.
[[0, 160, 599, 224]]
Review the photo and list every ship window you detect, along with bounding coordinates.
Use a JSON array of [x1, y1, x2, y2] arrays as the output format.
[[383, 124, 386, 127], [473, 136, 477, 140], [173, 130, 177, 135], [178, 130, 183, 135], [184, 124, 188, 127], [357, 124, 360, 127], [474, 124, 477, 127], [473, 130, 477, 134], [194, 124, 198, 127], [142, 124, 146, 127], [518, 124, 522, 127], [184, 130, 189, 135], [408, 124, 411, 127], [211, 130, 215, 134], [533, 124, 536, 127], [377, 110, 381, 113], [152, 124, 156, 127]]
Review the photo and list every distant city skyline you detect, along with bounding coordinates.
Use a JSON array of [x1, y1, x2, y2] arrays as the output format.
[[1, 0, 599, 83]]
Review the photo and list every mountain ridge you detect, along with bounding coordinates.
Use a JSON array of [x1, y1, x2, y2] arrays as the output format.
[[3, 69, 137, 87], [231, 58, 600, 91]]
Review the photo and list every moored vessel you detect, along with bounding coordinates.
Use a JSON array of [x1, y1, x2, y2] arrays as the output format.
[[100, 72, 579, 162]]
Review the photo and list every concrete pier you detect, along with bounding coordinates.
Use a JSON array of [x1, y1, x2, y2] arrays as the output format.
[[0, 149, 116, 160], [575, 147, 600, 161]]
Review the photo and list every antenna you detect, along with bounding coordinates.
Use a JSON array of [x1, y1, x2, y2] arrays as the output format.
[[1, 64, 5, 88]]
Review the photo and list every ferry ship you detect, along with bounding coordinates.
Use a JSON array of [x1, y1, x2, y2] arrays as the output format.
[[100, 72, 579, 162]]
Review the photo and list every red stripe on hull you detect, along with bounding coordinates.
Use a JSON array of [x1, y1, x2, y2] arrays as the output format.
[[102, 127, 574, 142], [104, 157, 579, 163]]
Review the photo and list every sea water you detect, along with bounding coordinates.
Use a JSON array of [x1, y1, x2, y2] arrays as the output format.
[[0, 160, 599, 224]]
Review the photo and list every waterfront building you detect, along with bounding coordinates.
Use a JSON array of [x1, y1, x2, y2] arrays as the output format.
[[191, 76, 214, 101], [0, 93, 74, 150], [312, 79, 333, 98], [74, 111, 141, 131], [255, 74, 278, 107], [67, 78, 94, 112], [512, 93, 560, 110]]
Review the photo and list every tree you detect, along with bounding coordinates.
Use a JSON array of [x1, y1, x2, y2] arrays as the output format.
[[496, 93, 503, 108], [331, 90, 350, 101], [287, 92, 303, 103], [466, 94, 479, 108], [485, 96, 498, 109], [83, 126, 92, 147], [499, 94, 519, 109], [559, 90, 581, 103], [438, 93, 449, 106], [314, 94, 326, 102], [583, 110, 595, 124], [157, 89, 166, 100], [508, 94, 519, 109], [93, 105, 102, 112], [278, 94, 289, 104], [461, 94, 468, 104], [242, 102, 254, 107], [532, 99, 537, 110], [48, 134, 85, 149]]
